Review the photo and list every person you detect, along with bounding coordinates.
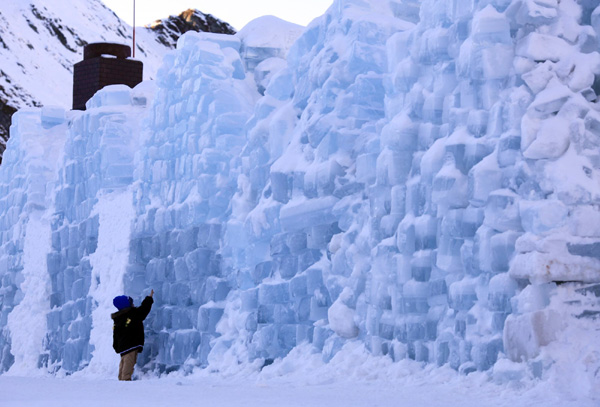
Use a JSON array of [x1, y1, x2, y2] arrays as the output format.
[[112, 289, 154, 381]]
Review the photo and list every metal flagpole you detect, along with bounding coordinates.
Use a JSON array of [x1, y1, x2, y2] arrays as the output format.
[[133, 0, 136, 58]]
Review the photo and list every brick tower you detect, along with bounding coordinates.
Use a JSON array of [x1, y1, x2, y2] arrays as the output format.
[[72, 43, 143, 110]]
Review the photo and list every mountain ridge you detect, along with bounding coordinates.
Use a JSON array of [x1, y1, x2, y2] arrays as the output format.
[[149, 9, 236, 48]]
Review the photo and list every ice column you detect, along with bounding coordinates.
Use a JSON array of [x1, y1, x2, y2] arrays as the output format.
[[130, 32, 257, 371], [0, 107, 67, 373]]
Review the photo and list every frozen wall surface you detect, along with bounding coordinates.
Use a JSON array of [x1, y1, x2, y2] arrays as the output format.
[[0, 0, 600, 390]]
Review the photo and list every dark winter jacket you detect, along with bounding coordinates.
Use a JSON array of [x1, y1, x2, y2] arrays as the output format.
[[111, 296, 154, 355]]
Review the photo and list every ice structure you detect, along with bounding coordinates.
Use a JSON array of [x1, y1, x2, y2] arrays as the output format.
[[0, 0, 599, 387]]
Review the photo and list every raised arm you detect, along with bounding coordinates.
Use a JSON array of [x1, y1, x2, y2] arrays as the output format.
[[135, 291, 154, 321]]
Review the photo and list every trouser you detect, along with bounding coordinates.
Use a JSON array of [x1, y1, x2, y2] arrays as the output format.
[[118, 350, 138, 381]]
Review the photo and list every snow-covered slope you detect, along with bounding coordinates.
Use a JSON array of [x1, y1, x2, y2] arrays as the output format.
[[0, 0, 235, 153]]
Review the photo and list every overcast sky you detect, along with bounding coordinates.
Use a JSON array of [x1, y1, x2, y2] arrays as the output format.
[[101, 0, 333, 31]]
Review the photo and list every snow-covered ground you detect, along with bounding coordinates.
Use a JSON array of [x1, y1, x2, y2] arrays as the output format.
[[2, 342, 598, 407], [0, 367, 594, 407]]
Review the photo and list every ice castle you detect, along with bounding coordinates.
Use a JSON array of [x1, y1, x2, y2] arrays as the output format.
[[0, 0, 600, 384]]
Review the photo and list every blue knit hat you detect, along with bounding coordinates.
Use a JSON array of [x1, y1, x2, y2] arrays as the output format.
[[113, 295, 132, 310]]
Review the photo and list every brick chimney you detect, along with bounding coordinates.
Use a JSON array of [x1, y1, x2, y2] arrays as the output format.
[[72, 43, 143, 110]]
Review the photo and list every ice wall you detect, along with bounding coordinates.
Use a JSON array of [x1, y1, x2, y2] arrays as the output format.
[[213, 0, 415, 365], [0, 107, 67, 372], [0, 0, 599, 384], [129, 33, 258, 370]]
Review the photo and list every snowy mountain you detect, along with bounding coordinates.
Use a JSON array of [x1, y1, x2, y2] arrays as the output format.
[[0, 0, 599, 404], [0, 0, 235, 154]]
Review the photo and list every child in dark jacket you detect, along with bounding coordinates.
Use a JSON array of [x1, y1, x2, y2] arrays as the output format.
[[112, 290, 154, 381]]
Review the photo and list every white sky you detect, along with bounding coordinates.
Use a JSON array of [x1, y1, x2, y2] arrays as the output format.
[[101, 0, 333, 31]]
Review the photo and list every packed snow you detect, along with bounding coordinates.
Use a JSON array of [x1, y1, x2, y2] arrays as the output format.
[[1, 342, 597, 406], [0, 0, 599, 405]]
